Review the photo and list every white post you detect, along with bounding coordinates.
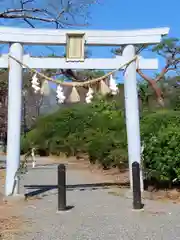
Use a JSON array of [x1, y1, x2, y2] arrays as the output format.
[[123, 45, 143, 192], [5, 43, 23, 196]]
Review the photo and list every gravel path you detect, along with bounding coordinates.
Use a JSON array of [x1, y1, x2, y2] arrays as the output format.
[[12, 160, 180, 240]]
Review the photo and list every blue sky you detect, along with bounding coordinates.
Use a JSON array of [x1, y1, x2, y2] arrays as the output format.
[[86, 0, 179, 80], [89, 0, 178, 35], [88, 0, 179, 53], [28, 0, 179, 56], [87, 0, 178, 74], [0, 0, 179, 82]]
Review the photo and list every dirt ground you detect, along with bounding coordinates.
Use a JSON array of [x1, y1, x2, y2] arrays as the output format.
[[0, 170, 28, 240], [0, 202, 25, 239]]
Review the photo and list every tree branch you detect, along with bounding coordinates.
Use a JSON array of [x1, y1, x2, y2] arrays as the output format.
[[23, 18, 35, 28], [0, 13, 62, 23], [154, 65, 170, 82], [137, 69, 164, 106], [1, 8, 48, 14], [0, 0, 95, 28]]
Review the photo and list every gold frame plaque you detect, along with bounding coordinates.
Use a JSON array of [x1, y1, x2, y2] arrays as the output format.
[[66, 33, 85, 62]]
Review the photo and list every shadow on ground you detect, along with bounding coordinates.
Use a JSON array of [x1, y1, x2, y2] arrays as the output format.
[[24, 182, 130, 198]]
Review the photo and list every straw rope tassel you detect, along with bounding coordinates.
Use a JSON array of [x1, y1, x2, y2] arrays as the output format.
[[100, 80, 111, 95], [40, 80, 50, 96], [69, 86, 80, 103]]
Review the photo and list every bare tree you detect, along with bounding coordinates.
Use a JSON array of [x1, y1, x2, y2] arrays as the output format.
[[0, 0, 98, 121], [113, 38, 180, 106], [137, 38, 180, 106], [23, 71, 45, 126], [0, 0, 96, 28], [0, 0, 99, 82], [0, 70, 44, 131]]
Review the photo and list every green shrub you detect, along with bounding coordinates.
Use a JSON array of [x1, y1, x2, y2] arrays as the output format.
[[22, 97, 180, 185], [141, 109, 180, 139], [143, 125, 180, 183], [87, 130, 127, 169], [21, 98, 128, 168], [141, 110, 180, 185]]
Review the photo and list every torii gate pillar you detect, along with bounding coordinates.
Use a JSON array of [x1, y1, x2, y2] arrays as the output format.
[[123, 45, 143, 191], [5, 43, 23, 196]]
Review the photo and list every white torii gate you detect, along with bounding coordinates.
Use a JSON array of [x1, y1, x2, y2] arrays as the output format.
[[0, 27, 169, 196]]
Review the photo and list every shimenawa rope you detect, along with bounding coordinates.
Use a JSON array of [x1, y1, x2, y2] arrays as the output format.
[[8, 54, 138, 87]]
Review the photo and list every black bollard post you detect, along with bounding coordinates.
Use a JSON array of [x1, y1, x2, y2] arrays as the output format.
[[58, 164, 66, 211], [132, 161, 143, 210]]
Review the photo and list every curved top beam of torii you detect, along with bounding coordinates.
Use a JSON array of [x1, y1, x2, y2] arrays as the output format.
[[0, 26, 169, 45]]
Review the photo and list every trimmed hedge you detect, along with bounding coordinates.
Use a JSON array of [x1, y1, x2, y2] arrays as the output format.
[[21, 98, 180, 184]]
